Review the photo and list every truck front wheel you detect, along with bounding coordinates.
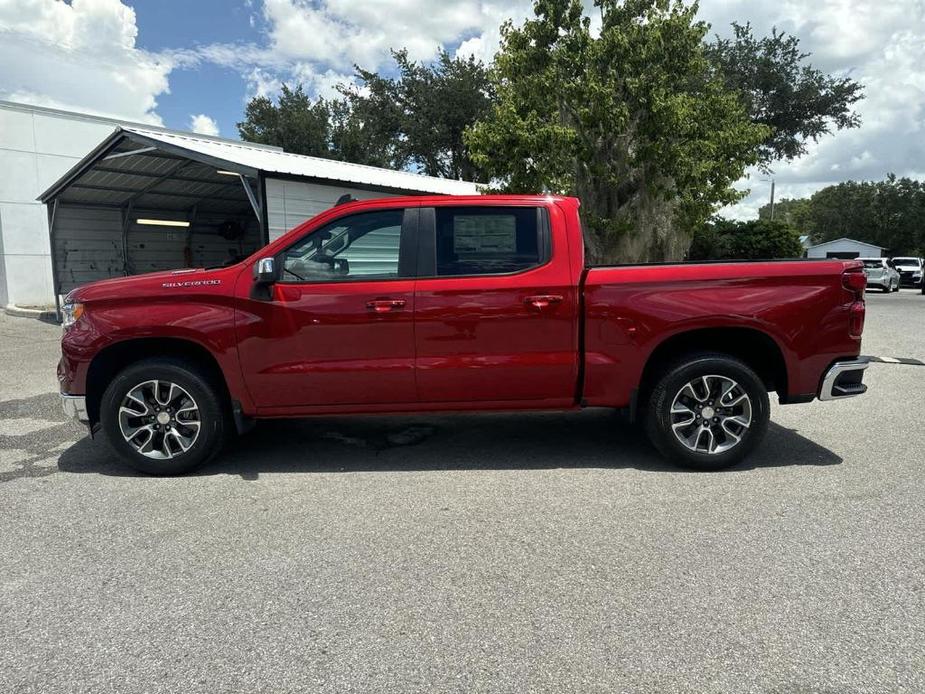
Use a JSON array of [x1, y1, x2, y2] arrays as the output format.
[[644, 353, 770, 471], [99, 358, 227, 475]]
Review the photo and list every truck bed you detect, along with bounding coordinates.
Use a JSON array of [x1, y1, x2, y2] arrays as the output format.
[[580, 259, 863, 408]]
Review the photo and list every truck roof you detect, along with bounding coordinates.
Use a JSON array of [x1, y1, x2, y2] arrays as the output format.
[[334, 193, 579, 210]]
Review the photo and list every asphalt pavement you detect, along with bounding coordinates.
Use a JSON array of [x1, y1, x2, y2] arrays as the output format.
[[1, 291, 924, 693]]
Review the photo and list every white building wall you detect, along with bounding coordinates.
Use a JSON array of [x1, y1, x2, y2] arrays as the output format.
[[0, 102, 116, 307], [805, 239, 883, 259], [265, 177, 399, 241]]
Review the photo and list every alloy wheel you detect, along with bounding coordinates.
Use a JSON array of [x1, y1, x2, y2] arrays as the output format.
[[669, 375, 753, 455], [118, 380, 201, 459]]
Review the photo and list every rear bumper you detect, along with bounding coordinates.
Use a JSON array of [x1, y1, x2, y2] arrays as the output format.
[[818, 359, 869, 401], [61, 393, 89, 423]]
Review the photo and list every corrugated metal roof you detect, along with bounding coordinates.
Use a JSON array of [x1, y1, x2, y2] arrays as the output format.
[[1, 98, 283, 152], [806, 237, 884, 250], [121, 126, 480, 196]]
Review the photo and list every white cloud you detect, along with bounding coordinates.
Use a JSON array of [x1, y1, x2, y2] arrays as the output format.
[[262, 0, 489, 71], [200, 1, 528, 100], [0, 0, 172, 124], [455, 1, 533, 63], [189, 113, 220, 136], [697, 0, 925, 220], [244, 67, 283, 100]]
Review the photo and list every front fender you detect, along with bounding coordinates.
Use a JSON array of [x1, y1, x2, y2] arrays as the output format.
[[60, 297, 252, 413]]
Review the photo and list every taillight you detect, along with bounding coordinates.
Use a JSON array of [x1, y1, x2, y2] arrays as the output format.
[[843, 267, 866, 338], [842, 268, 867, 298], [849, 301, 865, 338]]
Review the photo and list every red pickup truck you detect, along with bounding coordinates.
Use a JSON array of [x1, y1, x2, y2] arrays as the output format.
[[59, 195, 869, 474]]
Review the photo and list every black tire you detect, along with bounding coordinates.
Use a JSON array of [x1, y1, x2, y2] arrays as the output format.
[[644, 353, 770, 471], [100, 357, 228, 475]]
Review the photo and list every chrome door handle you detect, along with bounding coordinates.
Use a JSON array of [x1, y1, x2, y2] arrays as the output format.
[[366, 298, 407, 313], [524, 294, 564, 310]]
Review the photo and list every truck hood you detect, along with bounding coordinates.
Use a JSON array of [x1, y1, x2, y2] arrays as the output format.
[[67, 266, 237, 303]]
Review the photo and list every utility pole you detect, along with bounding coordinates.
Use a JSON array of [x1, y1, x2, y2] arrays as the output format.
[[769, 179, 776, 221]]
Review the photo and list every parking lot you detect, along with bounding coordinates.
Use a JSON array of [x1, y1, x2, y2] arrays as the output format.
[[1, 291, 924, 693]]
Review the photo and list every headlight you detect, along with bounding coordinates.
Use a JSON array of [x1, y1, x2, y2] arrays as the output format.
[[61, 301, 84, 329]]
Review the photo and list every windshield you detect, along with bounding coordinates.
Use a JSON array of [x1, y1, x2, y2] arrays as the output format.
[[892, 257, 921, 267], [860, 259, 884, 269]]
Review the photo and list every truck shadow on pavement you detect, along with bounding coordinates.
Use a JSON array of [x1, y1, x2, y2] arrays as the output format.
[[56, 409, 842, 479]]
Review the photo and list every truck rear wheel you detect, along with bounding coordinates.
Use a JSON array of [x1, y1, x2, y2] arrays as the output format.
[[644, 353, 770, 471], [100, 358, 227, 475]]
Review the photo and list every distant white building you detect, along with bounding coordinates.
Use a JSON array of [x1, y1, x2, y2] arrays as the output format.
[[805, 237, 885, 259], [1, 100, 478, 310]]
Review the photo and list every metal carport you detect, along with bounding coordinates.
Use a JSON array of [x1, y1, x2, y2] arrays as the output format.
[[39, 126, 478, 312], [39, 128, 268, 310]]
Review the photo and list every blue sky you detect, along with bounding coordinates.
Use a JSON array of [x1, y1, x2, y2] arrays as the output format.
[[1, 0, 924, 218], [132, 0, 263, 135]]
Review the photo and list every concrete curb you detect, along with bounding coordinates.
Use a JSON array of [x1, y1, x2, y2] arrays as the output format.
[[4, 305, 59, 322]]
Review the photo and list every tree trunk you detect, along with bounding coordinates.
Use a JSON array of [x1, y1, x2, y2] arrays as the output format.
[[576, 173, 691, 265]]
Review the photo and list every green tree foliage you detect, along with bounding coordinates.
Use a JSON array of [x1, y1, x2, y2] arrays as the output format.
[[706, 23, 863, 167], [237, 83, 401, 167], [345, 50, 495, 181], [689, 218, 805, 260], [757, 197, 811, 229], [327, 93, 397, 169], [465, 0, 770, 263], [237, 52, 493, 178], [778, 176, 925, 254], [237, 85, 333, 158]]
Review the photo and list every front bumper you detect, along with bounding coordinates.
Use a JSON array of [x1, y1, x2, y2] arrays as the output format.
[[61, 393, 89, 423], [818, 359, 869, 401]]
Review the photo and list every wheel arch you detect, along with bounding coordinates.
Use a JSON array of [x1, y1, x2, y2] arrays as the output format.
[[85, 337, 232, 427], [637, 327, 789, 409]]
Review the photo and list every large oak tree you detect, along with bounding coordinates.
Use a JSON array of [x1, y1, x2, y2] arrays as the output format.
[[465, 0, 771, 263]]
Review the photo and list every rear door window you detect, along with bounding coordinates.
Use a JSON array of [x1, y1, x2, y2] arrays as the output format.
[[427, 206, 548, 277]]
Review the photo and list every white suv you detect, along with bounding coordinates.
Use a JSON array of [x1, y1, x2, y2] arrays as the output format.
[[891, 257, 923, 288], [859, 258, 900, 293]]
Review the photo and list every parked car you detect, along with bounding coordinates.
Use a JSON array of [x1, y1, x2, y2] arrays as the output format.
[[859, 257, 900, 292], [891, 256, 923, 288], [58, 195, 869, 475]]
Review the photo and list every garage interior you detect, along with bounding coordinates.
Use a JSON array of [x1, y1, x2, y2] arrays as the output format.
[[40, 129, 266, 303]]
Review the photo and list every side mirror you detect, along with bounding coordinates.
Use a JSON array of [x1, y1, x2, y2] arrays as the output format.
[[253, 257, 278, 285]]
